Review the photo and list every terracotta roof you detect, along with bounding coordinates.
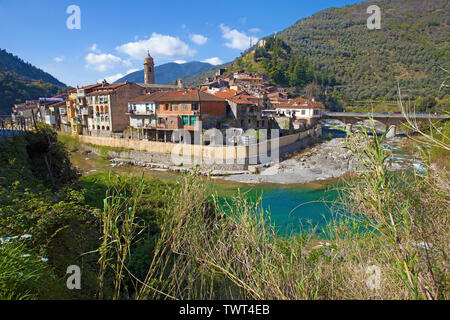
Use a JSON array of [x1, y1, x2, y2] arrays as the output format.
[[128, 91, 168, 103], [275, 97, 325, 109], [48, 101, 66, 108], [86, 83, 132, 96], [235, 94, 260, 100], [213, 89, 238, 99], [229, 99, 256, 105], [128, 90, 225, 103], [69, 83, 104, 93]]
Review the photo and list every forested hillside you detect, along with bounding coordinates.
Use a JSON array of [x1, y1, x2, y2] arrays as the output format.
[[276, 0, 449, 102], [185, 0, 449, 106], [0, 49, 66, 87], [0, 49, 68, 115], [0, 71, 63, 115]]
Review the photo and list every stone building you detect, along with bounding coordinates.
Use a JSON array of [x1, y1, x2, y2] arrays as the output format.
[[86, 82, 145, 136], [127, 89, 227, 142]]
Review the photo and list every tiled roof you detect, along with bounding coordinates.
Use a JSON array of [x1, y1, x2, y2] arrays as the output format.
[[275, 97, 325, 109], [213, 89, 238, 99], [128, 90, 225, 103], [235, 94, 260, 100], [128, 91, 168, 103], [86, 83, 132, 96], [69, 83, 104, 93], [229, 99, 256, 105]]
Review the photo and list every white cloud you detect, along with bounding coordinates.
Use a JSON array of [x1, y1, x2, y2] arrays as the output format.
[[219, 24, 258, 50], [116, 33, 196, 61], [90, 43, 101, 53], [54, 56, 64, 63], [190, 34, 208, 45], [85, 53, 131, 72], [173, 60, 187, 64], [249, 28, 261, 33], [99, 73, 125, 84], [125, 68, 140, 75], [202, 57, 223, 65], [99, 68, 140, 84]]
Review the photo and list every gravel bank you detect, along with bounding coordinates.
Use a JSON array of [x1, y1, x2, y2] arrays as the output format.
[[222, 138, 358, 184]]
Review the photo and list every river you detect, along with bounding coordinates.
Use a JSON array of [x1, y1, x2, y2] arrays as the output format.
[[70, 133, 416, 237]]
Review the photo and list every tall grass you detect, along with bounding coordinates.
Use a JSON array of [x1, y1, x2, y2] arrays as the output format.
[[96, 172, 146, 299], [94, 114, 448, 300], [339, 118, 448, 300]]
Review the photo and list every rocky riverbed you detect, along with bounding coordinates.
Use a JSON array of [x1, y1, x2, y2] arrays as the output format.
[[221, 138, 358, 184], [102, 131, 418, 185], [221, 135, 419, 185]]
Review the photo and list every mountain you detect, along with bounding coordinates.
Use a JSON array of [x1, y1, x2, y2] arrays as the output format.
[[0, 49, 68, 115], [275, 0, 449, 102], [181, 62, 233, 86], [114, 61, 214, 84], [0, 49, 66, 87], [186, 0, 449, 104]]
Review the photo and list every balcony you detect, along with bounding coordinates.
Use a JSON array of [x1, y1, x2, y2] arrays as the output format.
[[128, 109, 154, 116]]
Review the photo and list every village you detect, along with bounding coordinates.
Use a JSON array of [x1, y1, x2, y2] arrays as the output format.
[[11, 51, 325, 147]]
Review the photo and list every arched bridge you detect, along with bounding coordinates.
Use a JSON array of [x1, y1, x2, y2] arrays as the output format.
[[323, 112, 449, 138]]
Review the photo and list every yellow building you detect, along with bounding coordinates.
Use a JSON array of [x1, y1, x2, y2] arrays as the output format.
[[65, 83, 104, 135]]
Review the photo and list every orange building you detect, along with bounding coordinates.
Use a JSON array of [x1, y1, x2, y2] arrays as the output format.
[[128, 89, 227, 142]]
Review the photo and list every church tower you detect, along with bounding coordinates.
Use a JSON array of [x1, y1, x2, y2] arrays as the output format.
[[144, 51, 155, 85]]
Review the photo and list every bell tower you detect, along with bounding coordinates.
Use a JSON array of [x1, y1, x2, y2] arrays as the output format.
[[144, 51, 155, 85]]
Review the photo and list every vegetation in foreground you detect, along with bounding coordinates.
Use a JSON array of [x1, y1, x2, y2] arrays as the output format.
[[0, 121, 448, 300]]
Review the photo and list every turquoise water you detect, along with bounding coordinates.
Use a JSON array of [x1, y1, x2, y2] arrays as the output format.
[[218, 182, 340, 237]]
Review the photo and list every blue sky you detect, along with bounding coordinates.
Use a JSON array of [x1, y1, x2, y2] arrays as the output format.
[[0, 0, 363, 87]]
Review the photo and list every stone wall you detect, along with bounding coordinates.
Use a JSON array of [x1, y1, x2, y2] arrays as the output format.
[[77, 126, 322, 170]]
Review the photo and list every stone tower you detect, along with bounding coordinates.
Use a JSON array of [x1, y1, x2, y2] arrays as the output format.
[[144, 51, 155, 85]]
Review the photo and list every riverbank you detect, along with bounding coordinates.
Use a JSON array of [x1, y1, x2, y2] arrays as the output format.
[[71, 132, 412, 186], [221, 137, 356, 184]]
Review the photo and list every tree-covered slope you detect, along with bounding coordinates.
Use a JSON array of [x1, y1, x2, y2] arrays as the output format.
[[276, 0, 449, 101], [114, 61, 214, 84], [185, 0, 449, 104], [0, 71, 63, 115], [0, 49, 69, 115], [0, 49, 66, 87]]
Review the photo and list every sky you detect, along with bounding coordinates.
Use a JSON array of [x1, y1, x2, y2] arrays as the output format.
[[0, 0, 363, 87]]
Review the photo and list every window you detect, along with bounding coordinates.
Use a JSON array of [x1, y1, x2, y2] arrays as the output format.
[[192, 103, 199, 111], [301, 110, 306, 115], [156, 104, 160, 111], [182, 116, 189, 126], [165, 104, 169, 111], [190, 116, 196, 126], [157, 118, 162, 124], [173, 104, 178, 111], [182, 104, 189, 111]]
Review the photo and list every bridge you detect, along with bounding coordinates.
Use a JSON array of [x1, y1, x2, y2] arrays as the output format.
[[0, 115, 27, 142], [322, 112, 449, 138]]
